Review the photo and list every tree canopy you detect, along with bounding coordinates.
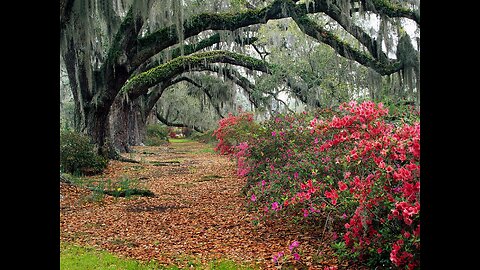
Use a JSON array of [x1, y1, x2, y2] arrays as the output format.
[[60, 0, 420, 157]]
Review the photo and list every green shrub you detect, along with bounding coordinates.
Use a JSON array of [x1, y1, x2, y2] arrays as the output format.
[[190, 130, 217, 145], [60, 131, 108, 175], [145, 124, 169, 146]]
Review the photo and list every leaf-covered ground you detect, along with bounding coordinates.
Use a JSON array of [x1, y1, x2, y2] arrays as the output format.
[[60, 140, 357, 269]]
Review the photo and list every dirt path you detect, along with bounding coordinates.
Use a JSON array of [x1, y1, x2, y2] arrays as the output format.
[[60, 140, 338, 269]]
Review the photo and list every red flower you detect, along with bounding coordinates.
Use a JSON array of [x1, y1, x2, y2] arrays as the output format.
[[338, 181, 348, 191]]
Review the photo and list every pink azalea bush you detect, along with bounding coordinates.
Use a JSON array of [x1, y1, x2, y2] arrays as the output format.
[[213, 101, 420, 269], [212, 112, 257, 156]]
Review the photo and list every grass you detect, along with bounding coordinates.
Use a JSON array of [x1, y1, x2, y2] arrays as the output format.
[[150, 160, 181, 166], [193, 147, 215, 154], [60, 243, 161, 270], [62, 174, 154, 199], [169, 138, 192, 143], [60, 243, 256, 270]]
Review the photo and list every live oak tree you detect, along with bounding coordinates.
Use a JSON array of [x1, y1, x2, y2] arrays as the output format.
[[60, 0, 420, 158]]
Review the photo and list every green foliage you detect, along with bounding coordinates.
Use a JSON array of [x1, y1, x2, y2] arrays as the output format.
[[190, 130, 217, 145], [67, 174, 154, 199], [145, 124, 169, 146], [60, 131, 108, 175], [97, 177, 149, 198]]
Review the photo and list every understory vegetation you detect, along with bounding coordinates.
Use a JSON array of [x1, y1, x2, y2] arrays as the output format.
[[145, 124, 170, 146], [60, 131, 109, 175]]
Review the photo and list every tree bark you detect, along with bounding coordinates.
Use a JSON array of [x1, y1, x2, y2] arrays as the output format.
[[109, 96, 132, 153]]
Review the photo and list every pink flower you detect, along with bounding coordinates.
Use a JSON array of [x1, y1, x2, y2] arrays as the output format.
[[250, 194, 256, 202], [379, 161, 386, 169], [272, 131, 276, 137], [272, 201, 280, 211], [292, 253, 300, 261], [273, 251, 284, 263], [289, 240, 300, 250]]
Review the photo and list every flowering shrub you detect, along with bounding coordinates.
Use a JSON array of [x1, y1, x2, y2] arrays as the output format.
[[214, 101, 420, 269], [212, 112, 258, 156]]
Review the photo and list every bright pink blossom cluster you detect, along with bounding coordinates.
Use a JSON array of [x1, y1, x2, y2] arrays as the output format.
[[213, 112, 254, 155]]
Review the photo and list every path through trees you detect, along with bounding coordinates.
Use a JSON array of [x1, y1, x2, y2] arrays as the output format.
[[60, 140, 360, 269]]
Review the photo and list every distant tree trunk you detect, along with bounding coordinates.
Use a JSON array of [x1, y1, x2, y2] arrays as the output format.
[[127, 97, 148, 147], [109, 96, 131, 153]]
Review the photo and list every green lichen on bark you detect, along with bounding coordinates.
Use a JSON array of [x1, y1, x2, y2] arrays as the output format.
[[370, 0, 420, 24], [122, 50, 271, 98]]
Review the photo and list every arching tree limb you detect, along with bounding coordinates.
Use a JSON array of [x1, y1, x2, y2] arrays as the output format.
[[155, 111, 205, 133], [291, 15, 402, 75], [123, 50, 271, 99]]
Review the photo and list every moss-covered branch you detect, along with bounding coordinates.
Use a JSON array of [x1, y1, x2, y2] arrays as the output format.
[[313, 1, 380, 58], [367, 0, 420, 25], [145, 65, 260, 116], [135, 33, 258, 75], [131, 0, 417, 78], [131, 0, 314, 68], [292, 15, 402, 75], [123, 50, 271, 99]]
